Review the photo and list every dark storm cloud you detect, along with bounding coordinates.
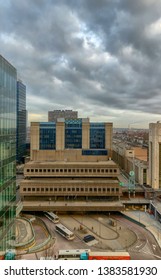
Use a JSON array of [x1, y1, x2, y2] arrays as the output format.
[[1, 0, 161, 125]]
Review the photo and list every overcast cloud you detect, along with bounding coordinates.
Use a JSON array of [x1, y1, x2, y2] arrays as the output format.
[[1, 0, 161, 127]]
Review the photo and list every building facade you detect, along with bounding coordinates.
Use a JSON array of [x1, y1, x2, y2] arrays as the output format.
[[149, 122, 161, 189], [48, 109, 78, 122], [30, 119, 113, 161], [16, 80, 27, 163], [0, 55, 17, 256], [113, 141, 149, 186], [20, 119, 124, 211]]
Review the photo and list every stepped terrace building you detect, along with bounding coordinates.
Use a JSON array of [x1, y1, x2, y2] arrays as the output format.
[[20, 119, 124, 212]]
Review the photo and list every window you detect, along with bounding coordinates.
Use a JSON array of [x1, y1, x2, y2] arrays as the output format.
[[39, 122, 56, 150]]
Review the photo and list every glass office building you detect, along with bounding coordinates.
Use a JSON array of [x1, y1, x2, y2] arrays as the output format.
[[0, 55, 17, 256], [16, 80, 26, 162]]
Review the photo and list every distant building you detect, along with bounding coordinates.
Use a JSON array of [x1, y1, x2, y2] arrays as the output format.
[[113, 141, 149, 186], [149, 122, 161, 189], [20, 119, 124, 212], [16, 80, 27, 162], [0, 55, 17, 257], [48, 109, 78, 122]]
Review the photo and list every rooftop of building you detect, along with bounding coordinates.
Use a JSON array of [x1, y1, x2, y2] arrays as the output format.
[[25, 160, 118, 167]]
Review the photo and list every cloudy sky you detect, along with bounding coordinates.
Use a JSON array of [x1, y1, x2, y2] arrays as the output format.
[[1, 0, 161, 128]]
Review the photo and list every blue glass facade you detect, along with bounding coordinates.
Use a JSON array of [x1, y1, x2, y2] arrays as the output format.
[[82, 149, 108, 156], [90, 123, 105, 149], [16, 80, 27, 162], [40, 122, 56, 150], [65, 119, 82, 149], [0, 55, 17, 254]]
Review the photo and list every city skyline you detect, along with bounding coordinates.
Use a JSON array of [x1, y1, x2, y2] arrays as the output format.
[[1, 0, 161, 128]]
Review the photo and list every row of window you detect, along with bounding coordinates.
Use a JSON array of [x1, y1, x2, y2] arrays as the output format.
[[25, 168, 118, 174], [22, 186, 120, 193]]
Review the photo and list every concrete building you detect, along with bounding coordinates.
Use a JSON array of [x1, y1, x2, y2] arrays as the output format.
[[48, 109, 78, 122], [149, 122, 161, 189], [113, 141, 149, 186], [0, 55, 17, 257], [20, 119, 125, 211]]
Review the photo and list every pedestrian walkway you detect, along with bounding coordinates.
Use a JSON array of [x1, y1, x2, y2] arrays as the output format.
[[123, 211, 161, 248]]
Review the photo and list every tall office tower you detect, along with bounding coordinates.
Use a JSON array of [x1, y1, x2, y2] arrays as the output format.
[[48, 109, 78, 122], [16, 80, 27, 163], [149, 122, 161, 189], [0, 55, 17, 257]]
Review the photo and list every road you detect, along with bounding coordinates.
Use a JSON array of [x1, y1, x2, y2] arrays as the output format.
[[35, 212, 161, 260]]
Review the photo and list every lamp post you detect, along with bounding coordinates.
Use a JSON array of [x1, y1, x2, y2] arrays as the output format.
[[98, 217, 103, 237]]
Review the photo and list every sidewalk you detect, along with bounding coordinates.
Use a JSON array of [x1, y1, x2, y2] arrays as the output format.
[[123, 210, 161, 248]]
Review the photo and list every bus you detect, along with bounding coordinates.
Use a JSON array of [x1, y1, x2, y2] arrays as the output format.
[[44, 211, 59, 223], [55, 223, 75, 240], [58, 249, 91, 260], [80, 251, 131, 260]]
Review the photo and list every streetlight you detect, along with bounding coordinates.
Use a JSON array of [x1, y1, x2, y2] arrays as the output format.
[[98, 217, 103, 237]]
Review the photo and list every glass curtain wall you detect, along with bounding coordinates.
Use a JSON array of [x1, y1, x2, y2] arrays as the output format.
[[90, 123, 105, 149], [0, 55, 17, 255], [16, 80, 26, 162], [65, 119, 82, 149], [39, 122, 56, 150]]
